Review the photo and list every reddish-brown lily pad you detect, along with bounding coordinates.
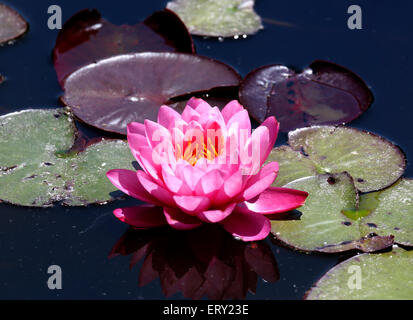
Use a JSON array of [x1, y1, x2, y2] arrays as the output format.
[[0, 3, 28, 45], [53, 8, 195, 85], [239, 60, 373, 132], [62, 52, 241, 135]]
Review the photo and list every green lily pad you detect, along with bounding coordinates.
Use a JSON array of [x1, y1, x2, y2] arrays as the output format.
[[0, 109, 135, 207], [360, 178, 413, 247], [306, 248, 413, 300], [271, 173, 395, 253], [270, 126, 406, 192], [266, 146, 318, 187], [166, 0, 263, 38]]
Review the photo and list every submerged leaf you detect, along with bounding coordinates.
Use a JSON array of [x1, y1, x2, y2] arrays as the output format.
[[0, 109, 135, 207], [62, 52, 241, 135], [0, 3, 28, 45], [53, 9, 195, 85], [306, 248, 413, 300], [267, 126, 406, 193], [167, 0, 263, 37], [341, 209, 371, 221], [239, 61, 373, 131]]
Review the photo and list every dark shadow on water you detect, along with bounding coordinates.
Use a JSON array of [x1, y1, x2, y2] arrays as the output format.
[[267, 209, 302, 221], [109, 224, 279, 300]]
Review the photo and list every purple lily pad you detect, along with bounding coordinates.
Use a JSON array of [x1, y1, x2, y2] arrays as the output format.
[[53, 8, 195, 86], [239, 61, 373, 132], [0, 3, 28, 45], [62, 52, 241, 135]]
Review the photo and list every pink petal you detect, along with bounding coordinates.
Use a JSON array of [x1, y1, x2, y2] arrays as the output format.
[[127, 122, 146, 135], [181, 106, 201, 123], [227, 109, 251, 138], [161, 164, 193, 195], [243, 117, 279, 174], [220, 210, 271, 241], [144, 119, 172, 149], [173, 194, 211, 215], [163, 207, 203, 230], [161, 164, 183, 193], [197, 169, 224, 195], [202, 106, 226, 132], [197, 203, 236, 223], [157, 105, 182, 130], [137, 171, 175, 207], [113, 205, 167, 228], [213, 170, 243, 205], [128, 133, 148, 155], [106, 169, 157, 204], [255, 116, 279, 165], [182, 164, 204, 191], [241, 162, 279, 201], [187, 97, 212, 115], [134, 146, 162, 182], [239, 187, 308, 214], [221, 100, 244, 123]]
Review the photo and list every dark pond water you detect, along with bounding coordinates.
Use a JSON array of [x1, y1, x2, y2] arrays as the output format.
[[0, 0, 412, 299]]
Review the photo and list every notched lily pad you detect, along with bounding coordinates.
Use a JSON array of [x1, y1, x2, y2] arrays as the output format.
[[62, 52, 241, 135], [239, 61, 373, 131], [0, 3, 28, 45], [270, 173, 395, 253], [0, 109, 135, 207], [271, 175, 413, 253], [53, 8, 195, 85], [306, 248, 413, 300], [166, 0, 263, 38]]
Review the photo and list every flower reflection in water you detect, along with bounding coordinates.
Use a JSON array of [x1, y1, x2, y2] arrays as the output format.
[[109, 224, 279, 299]]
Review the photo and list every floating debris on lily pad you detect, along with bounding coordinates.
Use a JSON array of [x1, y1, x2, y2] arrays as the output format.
[[0, 109, 135, 207], [271, 173, 394, 253], [62, 52, 241, 135], [267, 126, 405, 192], [239, 61, 373, 131], [306, 248, 413, 299], [53, 9, 195, 85], [0, 3, 28, 45], [166, 0, 263, 38]]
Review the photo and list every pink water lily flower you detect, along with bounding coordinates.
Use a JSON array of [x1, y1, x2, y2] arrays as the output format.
[[107, 98, 308, 241]]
